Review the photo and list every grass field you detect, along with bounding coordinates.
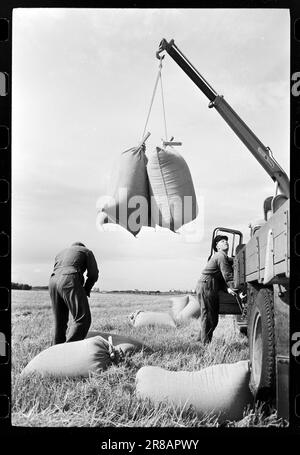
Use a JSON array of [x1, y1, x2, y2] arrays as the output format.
[[12, 290, 286, 428]]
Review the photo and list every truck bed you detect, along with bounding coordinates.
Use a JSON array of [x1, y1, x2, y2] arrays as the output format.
[[235, 199, 289, 285]]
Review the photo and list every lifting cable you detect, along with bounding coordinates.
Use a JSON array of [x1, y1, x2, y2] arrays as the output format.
[[159, 66, 168, 142], [141, 57, 168, 143]]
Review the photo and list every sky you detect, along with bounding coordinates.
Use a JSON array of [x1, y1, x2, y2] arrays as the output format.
[[12, 8, 290, 290]]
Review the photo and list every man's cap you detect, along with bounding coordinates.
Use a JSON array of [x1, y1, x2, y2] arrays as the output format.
[[71, 242, 86, 247], [213, 235, 228, 252]]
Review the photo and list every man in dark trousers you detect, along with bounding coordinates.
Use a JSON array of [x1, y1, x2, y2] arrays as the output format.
[[195, 235, 236, 344], [49, 242, 99, 344]]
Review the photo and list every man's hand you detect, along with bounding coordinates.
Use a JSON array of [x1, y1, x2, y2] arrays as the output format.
[[227, 288, 237, 296]]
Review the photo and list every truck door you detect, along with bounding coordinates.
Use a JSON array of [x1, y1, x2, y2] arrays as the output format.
[[210, 227, 243, 315]]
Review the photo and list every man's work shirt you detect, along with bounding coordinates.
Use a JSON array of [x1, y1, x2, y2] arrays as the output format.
[[52, 245, 99, 296], [200, 251, 233, 291]]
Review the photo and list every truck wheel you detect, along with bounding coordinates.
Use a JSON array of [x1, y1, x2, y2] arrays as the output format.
[[248, 288, 275, 401]]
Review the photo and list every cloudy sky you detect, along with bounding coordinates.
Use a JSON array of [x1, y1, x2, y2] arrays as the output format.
[[12, 8, 290, 290]]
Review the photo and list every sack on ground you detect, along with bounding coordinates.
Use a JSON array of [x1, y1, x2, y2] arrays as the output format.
[[170, 295, 189, 319], [175, 294, 200, 321], [85, 331, 152, 353], [97, 145, 150, 236], [21, 336, 114, 378], [147, 147, 198, 231], [136, 361, 252, 423], [129, 310, 176, 328]]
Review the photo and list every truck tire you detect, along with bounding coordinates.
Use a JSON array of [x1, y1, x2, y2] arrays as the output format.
[[248, 288, 275, 401]]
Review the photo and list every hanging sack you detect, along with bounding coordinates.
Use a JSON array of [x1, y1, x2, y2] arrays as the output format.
[[129, 310, 176, 328], [97, 144, 150, 236], [21, 336, 119, 378], [136, 360, 252, 423], [147, 147, 198, 231], [85, 331, 152, 353]]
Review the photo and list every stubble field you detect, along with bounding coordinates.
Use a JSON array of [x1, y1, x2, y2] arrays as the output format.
[[12, 290, 285, 428]]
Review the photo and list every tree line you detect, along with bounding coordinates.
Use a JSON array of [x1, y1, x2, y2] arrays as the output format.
[[11, 282, 32, 290]]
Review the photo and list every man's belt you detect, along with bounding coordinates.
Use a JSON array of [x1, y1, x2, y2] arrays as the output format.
[[53, 265, 79, 275]]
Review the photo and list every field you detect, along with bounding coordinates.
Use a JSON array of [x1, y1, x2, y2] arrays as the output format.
[[12, 290, 286, 428]]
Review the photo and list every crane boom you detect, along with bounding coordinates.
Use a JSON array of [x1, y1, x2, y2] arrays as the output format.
[[156, 38, 290, 198]]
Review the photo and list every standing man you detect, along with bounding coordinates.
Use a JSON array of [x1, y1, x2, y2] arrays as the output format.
[[195, 235, 236, 344], [49, 242, 99, 344]]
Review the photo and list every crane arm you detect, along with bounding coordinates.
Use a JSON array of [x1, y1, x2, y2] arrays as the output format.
[[156, 39, 290, 198]]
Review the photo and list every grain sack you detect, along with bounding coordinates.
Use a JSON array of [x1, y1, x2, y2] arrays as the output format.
[[129, 310, 176, 328], [170, 295, 189, 319], [176, 295, 200, 321], [147, 147, 198, 231], [21, 336, 116, 378], [85, 331, 152, 353], [136, 360, 252, 423], [97, 145, 150, 236]]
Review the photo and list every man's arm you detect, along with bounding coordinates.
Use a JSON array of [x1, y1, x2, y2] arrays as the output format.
[[217, 253, 235, 294], [219, 276, 229, 293], [84, 251, 99, 297], [217, 253, 233, 282]]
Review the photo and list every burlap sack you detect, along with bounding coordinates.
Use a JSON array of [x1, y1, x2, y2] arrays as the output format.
[[136, 361, 252, 423], [97, 146, 150, 236], [170, 295, 189, 320], [147, 147, 198, 231], [21, 336, 114, 378], [177, 295, 200, 321], [172, 294, 200, 321], [129, 310, 176, 328]]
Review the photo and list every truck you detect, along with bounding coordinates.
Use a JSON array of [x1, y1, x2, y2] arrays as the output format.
[[156, 39, 290, 419]]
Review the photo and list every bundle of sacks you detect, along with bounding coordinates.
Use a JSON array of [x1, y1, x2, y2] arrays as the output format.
[[97, 144, 198, 236], [135, 360, 253, 423], [129, 310, 176, 328], [171, 294, 200, 322], [21, 331, 149, 378]]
